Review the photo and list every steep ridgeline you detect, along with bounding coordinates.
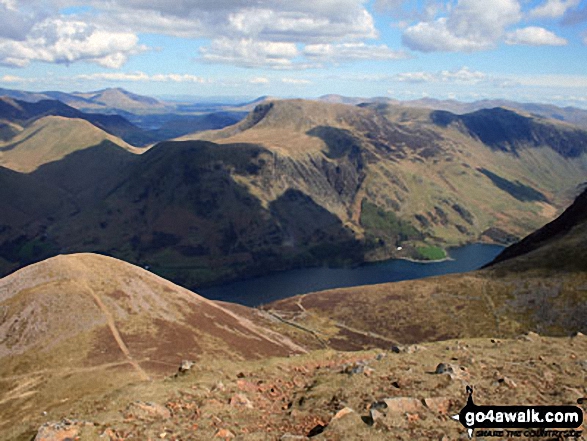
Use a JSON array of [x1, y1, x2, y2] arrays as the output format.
[[1, 254, 585, 440], [184, 100, 587, 252], [0, 96, 157, 146], [486, 187, 587, 272], [266, 189, 587, 347], [0, 253, 310, 437], [1, 99, 587, 290], [0, 86, 171, 114]]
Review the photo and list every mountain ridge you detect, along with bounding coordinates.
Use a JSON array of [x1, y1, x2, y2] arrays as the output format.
[[1, 98, 586, 292]]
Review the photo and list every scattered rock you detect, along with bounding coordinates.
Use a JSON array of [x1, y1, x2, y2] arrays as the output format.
[[178, 360, 195, 373], [229, 393, 253, 409], [405, 345, 426, 354], [497, 376, 518, 389], [342, 361, 369, 375], [212, 381, 226, 392], [327, 407, 365, 434], [520, 331, 540, 342], [434, 363, 453, 374], [215, 428, 235, 439], [307, 424, 326, 437], [35, 420, 95, 441], [376, 353, 386, 360], [369, 408, 385, 425], [332, 407, 355, 421], [433, 363, 469, 381], [125, 401, 171, 420], [391, 345, 402, 353], [423, 397, 453, 415], [382, 397, 424, 414], [363, 366, 375, 377], [578, 360, 587, 371]]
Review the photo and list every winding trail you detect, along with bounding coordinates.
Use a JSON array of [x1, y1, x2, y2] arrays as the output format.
[[480, 279, 501, 338], [264, 310, 329, 349], [80, 281, 150, 381]]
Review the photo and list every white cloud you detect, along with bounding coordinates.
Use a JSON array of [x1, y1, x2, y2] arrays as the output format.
[[249, 77, 270, 84], [403, 0, 522, 52], [281, 78, 312, 85], [395, 67, 487, 83], [200, 38, 305, 69], [505, 27, 567, 46], [0, 74, 34, 83], [304, 42, 408, 62], [0, 18, 145, 68], [530, 0, 580, 19], [85, 0, 378, 43], [0, 0, 396, 69], [72, 0, 396, 69], [395, 71, 435, 83], [74, 71, 206, 83]]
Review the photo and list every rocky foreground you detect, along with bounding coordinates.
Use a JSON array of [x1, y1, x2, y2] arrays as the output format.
[[31, 333, 586, 441]]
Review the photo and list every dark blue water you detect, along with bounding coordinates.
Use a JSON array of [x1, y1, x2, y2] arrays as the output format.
[[200, 243, 505, 307]]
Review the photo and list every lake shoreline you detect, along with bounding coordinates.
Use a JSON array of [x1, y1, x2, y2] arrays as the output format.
[[200, 243, 506, 307]]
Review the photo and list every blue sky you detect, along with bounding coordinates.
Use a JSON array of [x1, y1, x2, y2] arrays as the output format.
[[0, 0, 586, 106]]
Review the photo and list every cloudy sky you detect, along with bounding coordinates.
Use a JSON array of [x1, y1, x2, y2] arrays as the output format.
[[0, 0, 586, 105]]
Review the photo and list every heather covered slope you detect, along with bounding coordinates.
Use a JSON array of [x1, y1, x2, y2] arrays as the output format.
[[487, 188, 587, 273], [266, 189, 587, 347], [2, 202, 587, 439], [14, 336, 587, 440], [0, 253, 310, 437]]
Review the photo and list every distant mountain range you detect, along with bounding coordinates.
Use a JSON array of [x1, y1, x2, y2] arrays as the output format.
[[0, 86, 169, 114], [0, 97, 586, 291], [318, 94, 587, 129]]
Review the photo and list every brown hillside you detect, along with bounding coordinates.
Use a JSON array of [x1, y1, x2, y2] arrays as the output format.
[[0, 116, 140, 172], [265, 190, 587, 347], [0, 253, 310, 434]]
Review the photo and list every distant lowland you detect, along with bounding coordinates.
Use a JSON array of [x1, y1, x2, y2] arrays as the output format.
[[1, 87, 586, 293]]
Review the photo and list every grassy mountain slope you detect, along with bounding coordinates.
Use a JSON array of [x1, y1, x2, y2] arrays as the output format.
[[184, 99, 587, 253], [0, 253, 310, 437], [266, 188, 587, 346], [318, 94, 587, 129], [1, 193, 586, 439], [14, 335, 586, 440], [0, 116, 139, 172], [1, 250, 585, 440], [1, 99, 587, 291], [486, 188, 587, 273], [0, 96, 156, 146]]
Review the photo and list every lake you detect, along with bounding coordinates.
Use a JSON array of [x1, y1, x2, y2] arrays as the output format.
[[199, 243, 505, 307]]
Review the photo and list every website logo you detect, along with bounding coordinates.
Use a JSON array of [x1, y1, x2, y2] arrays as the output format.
[[452, 386, 584, 439]]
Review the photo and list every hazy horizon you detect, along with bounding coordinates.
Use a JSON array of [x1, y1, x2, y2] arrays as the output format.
[[0, 1, 586, 108]]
